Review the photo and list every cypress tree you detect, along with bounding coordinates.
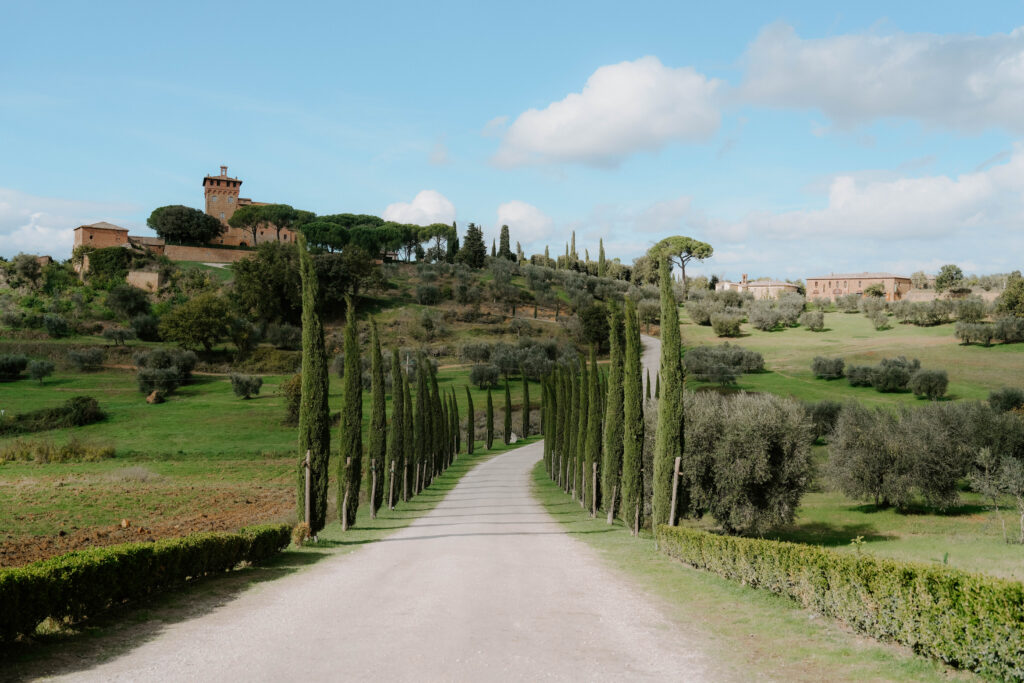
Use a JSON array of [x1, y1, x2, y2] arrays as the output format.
[[558, 370, 569, 487], [491, 239, 496, 258], [498, 224, 512, 260], [402, 373, 413, 500], [655, 372, 660, 399], [296, 233, 330, 535], [542, 378, 551, 472], [646, 368, 652, 400], [339, 296, 363, 530], [414, 356, 428, 494], [621, 298, 645, 535], [368, 321, 386, 518], [451, 387, 461, 456], [486, 388, 494, 449], [570, 231, 577, 262], [503, 380, 512, 445], [522, 373, 531, 437], [429, 366, 443, 480], [598, 238, 606, 277], [653, 257, 684, 528], [584, 345, 602, 515], [575, 360, 589, 503], [602, 304, 625, 523], [565, 362, 579, 492], [465, 386, 475, 454], [386, 348, 404, 510]]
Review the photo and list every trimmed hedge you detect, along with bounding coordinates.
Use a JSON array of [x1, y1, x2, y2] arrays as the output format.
[[656, 525, 1024, 679], [0, 523, 290, 641]]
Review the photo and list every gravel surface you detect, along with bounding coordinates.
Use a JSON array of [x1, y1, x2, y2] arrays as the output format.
[[54, 335, 725, 682]]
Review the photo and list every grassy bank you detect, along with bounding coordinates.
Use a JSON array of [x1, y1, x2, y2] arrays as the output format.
[[530, 461, 973, 682]]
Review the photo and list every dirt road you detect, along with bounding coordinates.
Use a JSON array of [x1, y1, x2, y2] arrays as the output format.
[[54, 335, 718, 682]]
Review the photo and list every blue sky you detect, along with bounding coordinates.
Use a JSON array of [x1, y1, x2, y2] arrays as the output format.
[[1, 1, 1022, 280]]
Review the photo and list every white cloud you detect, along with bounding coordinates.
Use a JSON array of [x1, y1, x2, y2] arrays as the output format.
[[740, 23, 1024, 132], [495, 201, 554, 248], [493, 56, 722, 167], [382, 190, 456, 226], [0, 188, 138, 259]]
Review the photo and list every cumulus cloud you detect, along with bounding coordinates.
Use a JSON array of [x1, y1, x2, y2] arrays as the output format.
[[495, 201, 554, 247], [493, 56, 722, 167], [740, 23, 1024, 132], [382, 190, 456, 226], [0, 188, 138, 259]]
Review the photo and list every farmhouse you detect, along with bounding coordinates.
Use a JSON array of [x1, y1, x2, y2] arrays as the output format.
[[716, 274, 801, 299], [806, 272, 912, 302]]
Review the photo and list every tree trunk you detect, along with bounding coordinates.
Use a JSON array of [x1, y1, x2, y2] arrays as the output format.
[[369, 459, 377, 520], [606, 485, 618, 525], [402, 464, 409, 502], [633, 501, 640, 537], [591, 463, 598, 518], [388, 461, 396, 510]]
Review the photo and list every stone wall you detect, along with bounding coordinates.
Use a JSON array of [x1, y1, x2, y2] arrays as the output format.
[[163, 245, 255, 263], [126, 270, 165, 292]]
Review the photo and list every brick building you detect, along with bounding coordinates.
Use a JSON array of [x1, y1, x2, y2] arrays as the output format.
[[806, 272, 912, 302], [716, 274, 801, 300], [73, 221, 130, 249], [203, 165, 295, 247]]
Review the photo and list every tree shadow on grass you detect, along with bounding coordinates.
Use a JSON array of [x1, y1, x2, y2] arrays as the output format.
[[0, 549, 333, 681], [847, 502, 989, 517], [767, 521, 894, 547]]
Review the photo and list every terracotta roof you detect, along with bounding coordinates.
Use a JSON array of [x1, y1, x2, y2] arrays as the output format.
[[129, 236, 165, 246], [76, 221, 128, 232], [807, 272, 910, 280]]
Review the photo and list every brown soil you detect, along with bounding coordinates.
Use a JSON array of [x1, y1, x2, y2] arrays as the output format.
[[0, 488, 293, 568]]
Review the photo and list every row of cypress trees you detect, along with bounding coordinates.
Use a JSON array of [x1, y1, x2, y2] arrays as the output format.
[[541, 256, 682, 535]]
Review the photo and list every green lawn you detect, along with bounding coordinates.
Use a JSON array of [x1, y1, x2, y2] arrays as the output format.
[[531, 462, 972, 682], [174, 261, 234, 283], [681, 309, 1024, 405]]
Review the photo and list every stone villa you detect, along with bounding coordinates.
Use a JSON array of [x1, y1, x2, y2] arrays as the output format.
[[72, 166, 293, 260], [806, 272, 912, 302], [715, 274, 801, 299]]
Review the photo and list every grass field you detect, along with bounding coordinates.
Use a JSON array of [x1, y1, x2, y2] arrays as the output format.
[[681, 309, 1024, 405], [531, 463, 972, 682], [0, 363, 542, 565]]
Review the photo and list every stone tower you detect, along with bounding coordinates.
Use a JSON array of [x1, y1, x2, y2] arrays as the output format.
[[203, 165, 243, 226]]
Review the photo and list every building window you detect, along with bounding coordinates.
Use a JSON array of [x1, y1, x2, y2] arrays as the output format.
[[228, 196, 234, 203], [220, 212, 225, 220], [210, 195, 217, 203]]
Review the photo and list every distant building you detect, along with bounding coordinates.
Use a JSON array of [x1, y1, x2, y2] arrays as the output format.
[[73, 221, 130, 249], [806, 272, 912, 302], [716, 274, 801, 300], [203, 165, 294, 247]]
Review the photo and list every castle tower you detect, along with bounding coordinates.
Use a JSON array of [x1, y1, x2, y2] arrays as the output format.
[[203, 165, 242, 226]]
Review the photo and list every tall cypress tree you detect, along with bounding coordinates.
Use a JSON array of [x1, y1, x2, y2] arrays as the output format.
[[386, 348, 404, 510], [575, 360, 589, 503], [296, 233, 329, 535], [646, 368, 652, 400], [653, 257, 684, 528], [498, 224, 512, 260], [414, 357, 428, 493], [621, 298, 645, 535], [368, 321, 386, 518], [503, 380, 512, 445], [339, 297, 363, 530], [402, 373, 413, 501], [565, 362, 579, 492], [429, 365, 443, 480], [602, 304, 625, 523], [451, 387, 461, 456], [655, 372, 660, 399], [465, 386, 475, 455], [522, 373, 531, 437], [542, 378, 551, 472], [557, 371, 569, 486], [584, 345, 602, 515], [486, 388, 494, 450], [598, 238, 606, 277], [491, 239, 496, 258]]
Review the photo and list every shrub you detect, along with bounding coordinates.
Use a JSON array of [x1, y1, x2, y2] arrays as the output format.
[[460, 342, 491, 363], [710, 312, 742, 337], [264, 322, 301, 350], [67, 348, 104, 372], [989, 387, 1024, 413], [0, 437, 114, 463], [134, 348, 197, 396], [85, 246, 131, 287], [845, 365, 873, 387], [106, 284, 151, 319], [43, 314, 71, 338], [747, 301, 782, 331], [684, 344, 764, 385], [470, 363, 500, 389], [909, 369, 948, 400], [776, 293, 805, 326], [230, 373, 263, 399], [799, 310, 824, 331], [835, 293, 861, 312], [805, 400, 842, 441], [0, 354, 29, 381], [955, 296, 987, 323], [0, 397, 106, 436], [682, 392, 813, 534], [415, 284, 442, 305], [870, 356, 919, 393], [655, 525, 1024, 681], [27, 359, 55, 384], [867, 309, 890, 330], [130, 313, 161, 341], [994, 317, 1024, 343], [102, 327, 136, 346], [956, 321, 995, 346], [810, 356, 844, 380], [0, 524, 290, 641], [685, 299, 718, 326]]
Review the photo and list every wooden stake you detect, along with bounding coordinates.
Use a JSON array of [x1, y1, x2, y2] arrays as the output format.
[[669, 456, 682, 527], [591, 462, 598, 517], [369, 458, 377, 520], [341, 456, 352, 531], [388, 460, 396, 510], [304, 449, 311, 529]]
